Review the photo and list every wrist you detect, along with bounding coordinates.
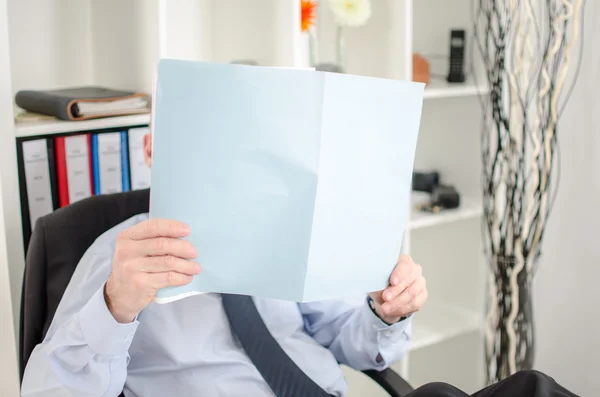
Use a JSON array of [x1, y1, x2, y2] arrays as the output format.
[[78, 285, 140, 356], [104, 279, 138, 324]]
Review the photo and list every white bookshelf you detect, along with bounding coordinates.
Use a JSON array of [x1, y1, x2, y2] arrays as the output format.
[[424, 79, 487, 100], [0, 0, 486, 395], [14, 113, 152, 138], [409, 196, 482, 230], [0, 0, 21, 394], [409, 302, 481, 352]]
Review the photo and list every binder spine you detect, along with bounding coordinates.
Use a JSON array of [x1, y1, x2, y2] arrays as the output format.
[[14, 90, 71, 120], [121, 131, 131, 192], [16, 138, 58, 251], [54, 136, 70, 207], [46, 138, 59, 211], [16, 139, 31, 250], [91, 134, 101, 195], [87, 134, 95, 195]]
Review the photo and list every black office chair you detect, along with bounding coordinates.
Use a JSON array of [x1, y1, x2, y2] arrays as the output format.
[[19, 189, 414, 396]]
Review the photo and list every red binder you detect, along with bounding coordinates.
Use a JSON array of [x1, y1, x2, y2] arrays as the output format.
[[55, 135, 94, 207]]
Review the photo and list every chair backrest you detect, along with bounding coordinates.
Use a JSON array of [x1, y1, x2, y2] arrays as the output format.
[[19, 189, 150, 379]]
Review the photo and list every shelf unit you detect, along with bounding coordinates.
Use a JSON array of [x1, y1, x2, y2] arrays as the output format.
[[410, 302, 481, 352], [423, 79, 487, 100], [14, 113, 153, 138], [409, 196, 482, 230], [0, 0, 486, 395]]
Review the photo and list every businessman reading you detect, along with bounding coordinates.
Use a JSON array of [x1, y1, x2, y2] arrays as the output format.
[[21, 132, 577, 397]]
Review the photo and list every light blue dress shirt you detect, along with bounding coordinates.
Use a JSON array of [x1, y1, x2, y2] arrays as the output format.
[[21, 214, 413, 397]]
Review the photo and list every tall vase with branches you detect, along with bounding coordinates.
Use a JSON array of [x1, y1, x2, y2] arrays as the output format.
[[474, 0, 586, 384]]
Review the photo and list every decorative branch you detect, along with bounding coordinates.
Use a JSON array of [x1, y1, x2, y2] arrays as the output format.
[[474, 0, 585, 383]]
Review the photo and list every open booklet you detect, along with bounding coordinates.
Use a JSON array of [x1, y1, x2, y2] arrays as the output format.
[[149, 59, 424, 303]]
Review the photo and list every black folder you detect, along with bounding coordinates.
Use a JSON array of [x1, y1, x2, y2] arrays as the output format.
[[15, 87, 150, 121]]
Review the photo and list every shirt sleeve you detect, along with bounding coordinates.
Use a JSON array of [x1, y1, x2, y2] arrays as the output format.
[[21, 251, 139, 397], [299, 296, 413, 371]]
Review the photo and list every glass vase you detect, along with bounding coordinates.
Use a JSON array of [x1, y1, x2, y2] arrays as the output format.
[[299, 29, 319, 68], [484, 254, 535, 385], [335, 26, 347, 72]]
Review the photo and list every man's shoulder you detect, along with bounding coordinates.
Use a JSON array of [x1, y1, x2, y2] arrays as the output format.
[[44, 213, 150, 337]]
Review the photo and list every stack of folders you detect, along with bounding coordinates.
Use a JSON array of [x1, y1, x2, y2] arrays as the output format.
[[17, 126, 152, 247]]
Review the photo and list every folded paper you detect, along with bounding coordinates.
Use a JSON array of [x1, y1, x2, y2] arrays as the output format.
[[150, 59, 424, 303]]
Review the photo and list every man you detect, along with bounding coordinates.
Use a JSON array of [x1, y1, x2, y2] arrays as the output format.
[[21, 133, 576, 397]]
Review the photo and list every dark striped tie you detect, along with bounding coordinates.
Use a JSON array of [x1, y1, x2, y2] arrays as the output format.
[[221, 294, 335, 397]]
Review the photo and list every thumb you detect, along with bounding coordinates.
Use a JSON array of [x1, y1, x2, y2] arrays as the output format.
[[369, 290, 385, 305]]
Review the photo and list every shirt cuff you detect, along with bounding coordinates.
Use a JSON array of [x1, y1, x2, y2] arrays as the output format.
[[78, 283, 139, 356], [363, 299, 413, 366]]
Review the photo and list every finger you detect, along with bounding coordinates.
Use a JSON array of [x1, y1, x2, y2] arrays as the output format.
[[137, 237, 198, 258], [147, 271, 195, 289], [121, 218, 191, 241], [383, 263, 422, 301], [382, 277, 426, 314], [381, 289, 427, 318], [398, 288, 428, 316], [391, 255, 413, 281], [389, 256, 415, 286], [369, 291, 385, 305], [383, 289, 428, 318], [139, 256, 201, 275]]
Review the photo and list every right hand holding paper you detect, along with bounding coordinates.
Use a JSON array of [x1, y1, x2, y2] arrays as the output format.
[[149, 59, 424, 303]]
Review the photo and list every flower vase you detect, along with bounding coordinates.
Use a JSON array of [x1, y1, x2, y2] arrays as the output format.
[[335, 26, 347, 72], [298, 32, 311, 68], [485, 254, 535, 385], [299, 29, 319, 68]]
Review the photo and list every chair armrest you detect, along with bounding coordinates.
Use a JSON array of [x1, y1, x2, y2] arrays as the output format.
[[362, 368, 414, 397]]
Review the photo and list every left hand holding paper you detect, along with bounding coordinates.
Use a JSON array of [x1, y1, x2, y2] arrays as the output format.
[[369, 255, 428, 324]]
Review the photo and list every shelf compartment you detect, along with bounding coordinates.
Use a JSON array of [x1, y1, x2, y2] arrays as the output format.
[[410, 302, 481, 352], [423, 79, 488, 99], [161, 0, 296, 67], [8, 0, 159, 96], [314, 0, 409, 80], [409, 196, 482, 230]]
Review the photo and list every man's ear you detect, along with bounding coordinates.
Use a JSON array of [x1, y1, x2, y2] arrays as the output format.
[[143, 133, 153, 168]]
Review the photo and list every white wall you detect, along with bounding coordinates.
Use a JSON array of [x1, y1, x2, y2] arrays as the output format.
[[0, 0, 21, 394], [533, 2, 600, 396], [0, 183, 20, 397]]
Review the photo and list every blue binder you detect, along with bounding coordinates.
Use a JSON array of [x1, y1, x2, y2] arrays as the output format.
[[120, 131, 131, 192], [91, 134, 100, 195]]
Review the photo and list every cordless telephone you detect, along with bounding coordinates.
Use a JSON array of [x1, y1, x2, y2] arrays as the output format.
[[447, 29, 466, 83]]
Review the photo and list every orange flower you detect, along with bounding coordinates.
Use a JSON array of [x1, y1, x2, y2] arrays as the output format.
[[301, 0, 317, 32]]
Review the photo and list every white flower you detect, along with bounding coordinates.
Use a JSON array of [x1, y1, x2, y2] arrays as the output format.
[[328, 0, 372, 27]]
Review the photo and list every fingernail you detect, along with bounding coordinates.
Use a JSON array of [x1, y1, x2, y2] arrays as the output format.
[[195, 263, 202, 273], [392, 277, 399, 286]]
